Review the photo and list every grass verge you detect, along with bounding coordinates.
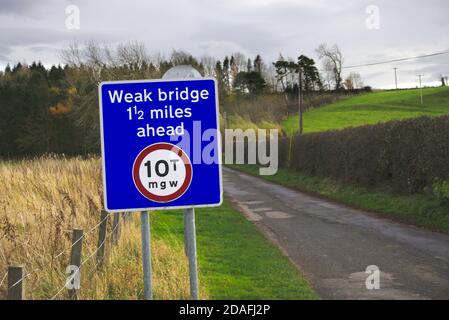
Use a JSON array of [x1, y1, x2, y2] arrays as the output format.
[[151, 200, 318, 299], [229, 164, 449, 235]]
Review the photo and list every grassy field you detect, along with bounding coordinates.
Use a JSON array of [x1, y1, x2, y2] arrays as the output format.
[[283, 87, 449, 133], [230, 165, 449, 235], [0, 157, 316, 299]]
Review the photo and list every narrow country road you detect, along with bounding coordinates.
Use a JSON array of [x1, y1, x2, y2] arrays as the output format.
[[223, 167, 449, 300]]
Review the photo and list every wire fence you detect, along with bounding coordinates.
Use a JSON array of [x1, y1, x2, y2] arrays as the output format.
[[0, 272, 7, 288], [50, 218, 121, 300], [1, 211, 129, 300]]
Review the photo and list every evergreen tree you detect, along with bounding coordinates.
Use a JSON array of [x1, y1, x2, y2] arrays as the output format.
[[222, 56, 230, 91], [253, 54, 263, 74], [247, 58, 252, 72], [297, 55, 322, 91], [233, 71, 266, 95]]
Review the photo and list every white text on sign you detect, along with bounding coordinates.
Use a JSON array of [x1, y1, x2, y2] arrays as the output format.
[[107, 86, 210, 138]]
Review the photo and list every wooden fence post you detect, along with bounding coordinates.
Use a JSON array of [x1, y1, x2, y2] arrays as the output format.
[[112, 212, 121, 246], [68, 229, 83, 299], [7, 265, 25, 300], [96, 210, 109, 269]]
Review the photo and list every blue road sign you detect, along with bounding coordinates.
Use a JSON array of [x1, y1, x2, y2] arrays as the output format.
[[99, 78, 222, 212]]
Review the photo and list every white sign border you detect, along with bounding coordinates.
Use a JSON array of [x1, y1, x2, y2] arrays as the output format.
[[98, 77, 223, 213]]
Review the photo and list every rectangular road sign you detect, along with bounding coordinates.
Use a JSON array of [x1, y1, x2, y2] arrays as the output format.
[[99, 78, 222, 212]]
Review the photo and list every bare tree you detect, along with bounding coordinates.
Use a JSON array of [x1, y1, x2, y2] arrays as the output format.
[[116, 42, 148, 69], [344, 72, 363, 90], [265, 63, 277, 92], [232, 52, 247, 72], [200, 55, 217, 77], [316, 43, 343, 90], [60, 41, 82, 67]]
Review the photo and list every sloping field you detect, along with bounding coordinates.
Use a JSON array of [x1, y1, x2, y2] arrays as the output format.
[[283, 87, 449, 133]]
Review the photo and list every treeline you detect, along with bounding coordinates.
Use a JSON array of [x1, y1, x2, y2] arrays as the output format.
[[0, 42, 369, 157], [0, 62, 83, 157]]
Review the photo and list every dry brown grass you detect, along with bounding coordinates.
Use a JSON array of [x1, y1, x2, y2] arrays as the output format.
[[0, 155, 198, 299]]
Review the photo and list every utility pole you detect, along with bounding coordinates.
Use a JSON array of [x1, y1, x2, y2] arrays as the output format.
[[298, 66, 303, 135], [393, 67, 398, 89], [417, 74, 423, 105]]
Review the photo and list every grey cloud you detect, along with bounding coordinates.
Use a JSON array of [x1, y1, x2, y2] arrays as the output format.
[[0, 0, 37, 14], [0, 0, 448, 87], [0, 45, 11, 62]]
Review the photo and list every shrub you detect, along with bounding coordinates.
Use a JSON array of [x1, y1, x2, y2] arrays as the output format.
[[282, 116, 449, 196]]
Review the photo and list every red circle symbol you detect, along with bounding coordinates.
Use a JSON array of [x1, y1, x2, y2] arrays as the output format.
[[132, 143, 192, 203]]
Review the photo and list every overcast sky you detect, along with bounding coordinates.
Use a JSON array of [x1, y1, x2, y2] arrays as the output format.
[[1, 0, 448, 88]]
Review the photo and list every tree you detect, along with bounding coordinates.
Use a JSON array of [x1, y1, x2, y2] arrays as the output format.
[[170, 49, 204, 75], [0, 63, 82, 157], [230, 55, 238, 85], [316, 43, 343, 90], [233, 71, 266, 96], [344, 72, 363, 90], [232, 52, 247, 72], [214, 60, 227, 97], [222, 56, 230, 92], [254, 54, 264, 74], [200, 55, 216, 77], [297, 55, 322, 91], [273, 55, 297, 92], [247, 58, 252, 72]]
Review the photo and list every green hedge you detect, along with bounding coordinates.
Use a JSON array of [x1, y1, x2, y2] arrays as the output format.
[[280, 116, 449, 195]]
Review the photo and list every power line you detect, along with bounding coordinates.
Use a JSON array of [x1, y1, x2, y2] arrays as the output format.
[[343, 50, 449, 69]]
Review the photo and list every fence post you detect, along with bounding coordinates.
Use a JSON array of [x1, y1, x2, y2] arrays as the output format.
[[7, 265, 25, 300], [112, 212, 121, 246], [68, 229, 83, 299], [96, 210, 109, 269]]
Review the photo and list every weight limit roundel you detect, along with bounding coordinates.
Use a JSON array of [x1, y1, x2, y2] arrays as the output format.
[[132, 143, 192, 203]]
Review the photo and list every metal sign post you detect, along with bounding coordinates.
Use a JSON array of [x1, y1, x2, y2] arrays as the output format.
[[184, 208, 199, 299], [140, 211, 153, 300]]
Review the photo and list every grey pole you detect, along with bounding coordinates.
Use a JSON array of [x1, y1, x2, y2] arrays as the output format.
[[184, 208, 199, 299], [394, 67, 398, 89], [140, 211, 153, 300], [298, 66, 303, 135], [162, 65, 202, 300], [418, 74, 423, 105]]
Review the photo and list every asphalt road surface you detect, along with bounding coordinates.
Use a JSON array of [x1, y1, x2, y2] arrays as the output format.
[[223, 167, 449, 300]]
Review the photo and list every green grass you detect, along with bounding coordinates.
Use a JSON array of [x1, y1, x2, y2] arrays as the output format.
[[229, 165, 449, 235], [151, 200, 318, 299], [283, 87, 449, 133]]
